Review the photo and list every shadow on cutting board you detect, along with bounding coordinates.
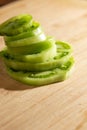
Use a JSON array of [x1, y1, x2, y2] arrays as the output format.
[[0, 0, 17, 6], [0, 59, 36, 91]]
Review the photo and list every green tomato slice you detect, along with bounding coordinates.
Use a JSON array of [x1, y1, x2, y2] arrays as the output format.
[[2, 41, 72, 71], [6, 57, 74, 86], [3, 38, 57, 63], [7, 37, 56, 55], [5, 32, 46, 47], [4, 22, 43, 42], [3, 52, 71, 72], [0, 14, 33, 36], [9, 40, 72, 62]]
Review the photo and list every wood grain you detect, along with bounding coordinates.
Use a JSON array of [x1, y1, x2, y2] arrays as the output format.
[[0, 0, 87, 130], [0, 0, 16, 6]]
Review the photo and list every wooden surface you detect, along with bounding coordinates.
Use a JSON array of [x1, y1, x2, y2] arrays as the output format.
[[0, 0, 87, 130], [0, 0, 16, 6]]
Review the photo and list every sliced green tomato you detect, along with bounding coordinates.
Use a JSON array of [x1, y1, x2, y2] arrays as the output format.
[[3, 51, 71, 72], [7, 37, 55, 55], [5, 39, 56, 63], [4, 22, 43, 42], [2, 40, 72, 71], [6, 57, 74, 86], [7, 40, 71, 63], [0, 13, 74, 86], [56, 41, 73, 52], [0, 14, 33, 36], [5, 33, 46, 47]]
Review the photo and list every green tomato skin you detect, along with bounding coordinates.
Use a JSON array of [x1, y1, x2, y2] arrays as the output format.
[[0, 14, 33, 36]]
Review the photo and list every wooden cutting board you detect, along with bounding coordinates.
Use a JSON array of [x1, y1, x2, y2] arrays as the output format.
[[0, 0, 87, 130]]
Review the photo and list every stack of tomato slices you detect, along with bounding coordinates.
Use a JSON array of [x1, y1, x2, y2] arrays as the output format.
[[0, 14, 74, 86]]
